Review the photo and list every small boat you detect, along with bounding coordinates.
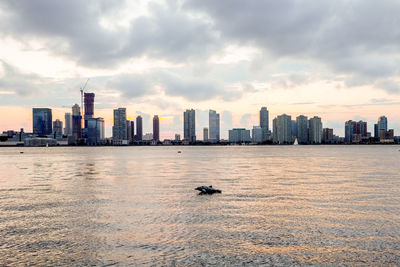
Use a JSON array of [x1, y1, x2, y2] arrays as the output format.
[[195, 185, 222, 195], [293, 138, 298, 145]]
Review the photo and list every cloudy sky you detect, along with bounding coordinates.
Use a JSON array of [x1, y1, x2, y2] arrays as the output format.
[[0, 0, 399, 138]]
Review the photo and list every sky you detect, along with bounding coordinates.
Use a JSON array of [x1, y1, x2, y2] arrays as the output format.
[[0, 0, 400, 139]]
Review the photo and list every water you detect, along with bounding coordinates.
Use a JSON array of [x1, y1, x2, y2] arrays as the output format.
[[0, 146, 399, 266]]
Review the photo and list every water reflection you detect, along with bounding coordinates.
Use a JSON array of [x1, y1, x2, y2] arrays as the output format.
[[0, 146, 399, 265]]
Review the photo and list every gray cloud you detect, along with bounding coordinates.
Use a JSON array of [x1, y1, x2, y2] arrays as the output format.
[[0, 0, 218, 67], [374, 80, 400, 94], [184, 0, 400, 83]]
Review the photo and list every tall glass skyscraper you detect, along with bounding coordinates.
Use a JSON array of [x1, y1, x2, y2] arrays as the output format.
[[273, 114, 292, 144], [184, 109, 196, 143], [260, 107, 270, 142], [112, 108, 127, 142], [309, 116, 322, 144], [32, 108, 52, 136], [296, 115, 308, 144], [64, 112, 72, 136], [209, 110, 220, 143], [378, 116, 388, 131], [72, 104, 82, 140], [136, 116, 143, 141], [153, 115, 160, 141], [84, 92, 95, 128]]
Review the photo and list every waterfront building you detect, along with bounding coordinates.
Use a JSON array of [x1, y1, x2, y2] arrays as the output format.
[[252, 126, 263, 143], [322, 128, 334, 143], [113, 108, 127, 142], [273, 114, 292, 144], [130, 121, 135, 142], [184, 109, 196, 143], [153, 115, 160, 141], [374, 123, 379, 138], [291, 120, 297, 138], [203, 127, 209, 142], [209, 110, 220, 143], [64, 113, 72, 136], [229, 128, 251, 143], [143, 133, 153, 141], [345, 120, 367, 143], [260, 107, 270, 142], [309, 116, 322, 144], [136, 116, 143, 141], [378, 116, 388, 132], [296, 115, 308, 144], [72, 104, 82, 139], [127, 120, 132, 141], [87, 117, 104, 145], [84, 92, 95, 128], [175, 134, 181, 141], [32, 108, 52, 136], [53, 119, 63, 139]]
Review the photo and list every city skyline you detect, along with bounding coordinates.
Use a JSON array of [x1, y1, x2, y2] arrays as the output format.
[[1, 1, 400, 138]]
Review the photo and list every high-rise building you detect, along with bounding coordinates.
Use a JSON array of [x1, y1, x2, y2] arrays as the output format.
[[113, 108, 127, 142], [84, 92, 95, 128], [175, 134, 181, 141], [260, 107, 270, 142], [184, 109, 196, 143], [130, 121, 135, 142], [87, 117, 104, 145], [309, 116, 322, 144], [229, 128, 251, 143], [136, 116, 143, 141], [203, 127, 209, 142], [209, 110, 220, 143], [64, 113, 72, 136], [322, 128, 334, 143], [273, 114, 292, 144], [32, 108, 52, 136], [127, 120, 132, 141], [378, 116, 388, 132], [53, 119, 63, 138], [291, 120, 297, 138], [296, 115, 308, 144], [72, 104, 82, 139], [252, 126, 263, 143], [153, 115, 160, 141], [345, 120, 367, 143]]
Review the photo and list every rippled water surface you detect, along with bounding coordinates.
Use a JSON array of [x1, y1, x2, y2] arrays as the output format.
[[1, 146, 400, 266]]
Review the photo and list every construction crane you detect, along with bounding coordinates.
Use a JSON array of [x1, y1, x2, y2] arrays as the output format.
[[80, 78, 89, 116]]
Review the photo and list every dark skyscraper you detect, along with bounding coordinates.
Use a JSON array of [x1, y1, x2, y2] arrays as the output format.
[[153, 115, 160, 141], [130, 120, 135, 141], [84, 92, 95, 128], [136, 116, 143, 141], [72, 104, 82, 139], [184, 109, 196, 143], [32, 108, 52, 136]]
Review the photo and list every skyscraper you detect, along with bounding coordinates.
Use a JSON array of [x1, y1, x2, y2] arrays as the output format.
[[309, 116, 322, 144], [32, 108, 52, 136], [113, 108, 127, 142], [203, 127, 209, 142], [53, 119, 63, 138], [296, 115, 308, 144], [184, 109, 196, 143], [72, 104, 82, 139], [209, 110, 220, 143], [64, 112, 72, 136], [136, 116, 143, 141], [345, 120, 367, 143], [87, 117, 104, 145], [127, 120, 132, 141], [273, 114, 292, 144], [252, 126, 263, 143], [84, 92, 95, 128], [130, 121, 135, 142], [260, 107, 270, 142], [153, 115, 160, 141]]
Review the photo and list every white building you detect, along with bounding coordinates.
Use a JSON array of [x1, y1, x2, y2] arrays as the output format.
[[252, 126, 263, 143], [273, 114, 292, 144], [209, 110, 220, 143], [229, 128, 251, 143]]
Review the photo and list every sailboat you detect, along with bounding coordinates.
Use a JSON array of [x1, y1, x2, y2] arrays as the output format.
[[293, 138, 298, 145]]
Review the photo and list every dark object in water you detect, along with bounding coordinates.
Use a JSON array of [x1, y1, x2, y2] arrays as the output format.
[[20, 152, 24, 154], [195, 185, 222, 194], [178, 151, 182, 153]]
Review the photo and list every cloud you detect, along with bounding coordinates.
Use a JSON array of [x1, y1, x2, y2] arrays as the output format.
[[0, 0, 219, 67], [374, 80, 400, 94], [107, 74, 156, 98], [0, 61, 42, 96], [184, 0, 400, 84]]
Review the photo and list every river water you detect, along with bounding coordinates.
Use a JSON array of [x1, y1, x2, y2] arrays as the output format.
[[0, 146, 399, 266]]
